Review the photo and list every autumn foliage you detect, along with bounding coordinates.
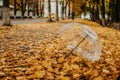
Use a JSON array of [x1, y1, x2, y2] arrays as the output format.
[[0, 19, 120, 79]]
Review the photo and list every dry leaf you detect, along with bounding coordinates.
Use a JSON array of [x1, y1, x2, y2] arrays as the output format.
[[0, 72, 6, 77], [102, 69, 110, 74], [93, 76, 103, 80]]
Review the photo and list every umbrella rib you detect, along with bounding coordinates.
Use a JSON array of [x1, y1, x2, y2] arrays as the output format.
[[65, 35, 88, 59], [71, 35, 88, 53]]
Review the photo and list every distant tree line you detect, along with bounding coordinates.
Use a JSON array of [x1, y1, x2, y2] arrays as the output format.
[[64, 0, 120, 26], [48, 0, 120, 25], [85, 0, 120, 26], [2, 0, 120, 26], [10, 0, 45, 18]]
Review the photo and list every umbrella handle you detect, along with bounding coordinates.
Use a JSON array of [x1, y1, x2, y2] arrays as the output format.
[[65, 35, 88, 59]]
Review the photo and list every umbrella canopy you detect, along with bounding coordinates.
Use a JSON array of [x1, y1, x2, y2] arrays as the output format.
[[58, 23, 101, 61]]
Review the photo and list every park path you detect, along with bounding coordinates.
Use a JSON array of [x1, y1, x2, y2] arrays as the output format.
[[0, 18, 47, 25], [0, 22, 62, 53]]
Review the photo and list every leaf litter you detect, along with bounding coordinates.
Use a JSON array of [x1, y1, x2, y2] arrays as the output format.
[[0, 19, 120, 80]]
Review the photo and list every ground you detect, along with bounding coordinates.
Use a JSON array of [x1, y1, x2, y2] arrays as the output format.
[[0, 19, 120, 80], [0, 18, 47, 25]]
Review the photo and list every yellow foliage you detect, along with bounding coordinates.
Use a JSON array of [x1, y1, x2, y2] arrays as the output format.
[[0, 19, 120, 79]]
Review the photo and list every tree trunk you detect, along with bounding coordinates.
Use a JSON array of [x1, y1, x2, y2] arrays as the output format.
[[110, 0, 115, 22], [64, 0, 69, 18], [27, 0, 30, 18], [21, 2, 25, 19], [40, 0, 44, 18], [101, 0, 105, 26], [107, 7, 110, 22], [68, 1, 70, 19], [56, 0, 59, 20], [72, 0, 75, 11], [96, 1, 100, 21], [42, 0, 45, 17], [33, 0, 36, 17], [3, 0, 11, 26], [36, 0, 39, 16], [14, 0, 16, 19], [91, 6, 95, 21], [48, 0, 52, 21], [115, 0, 120, 22], [61, 0, 64, 19], [21, 9, 25, 19], [27, 8, 30, 18], [40, 0, 42, 17], [64, 6, 67, 18]]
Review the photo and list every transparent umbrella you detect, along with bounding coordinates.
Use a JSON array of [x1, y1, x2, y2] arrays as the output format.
[[57, 23, 101, 61]]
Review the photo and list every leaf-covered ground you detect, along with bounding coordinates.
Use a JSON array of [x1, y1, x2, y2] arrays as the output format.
[[0, 19, 120, 80]]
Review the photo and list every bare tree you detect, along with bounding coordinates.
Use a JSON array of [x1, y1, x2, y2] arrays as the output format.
[[3, 0, 11, 26]]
